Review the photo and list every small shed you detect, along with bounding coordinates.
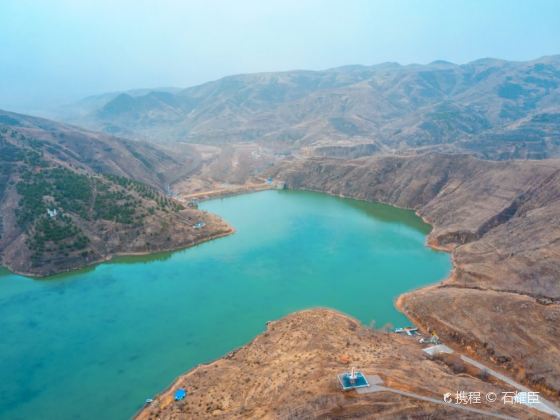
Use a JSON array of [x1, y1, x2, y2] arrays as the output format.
[[194, 221, 206, 229], [174, 388, 187, 401], [337, 368, 370, 391]]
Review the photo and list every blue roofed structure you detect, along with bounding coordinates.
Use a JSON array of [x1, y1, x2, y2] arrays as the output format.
[[337, 368, 370, 391], [174, 388, 187, 401]]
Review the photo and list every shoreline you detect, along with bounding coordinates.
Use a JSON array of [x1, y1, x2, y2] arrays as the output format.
[[178, 183, 273, 203], [0, 226, 235, 279], [133, 308, 355, 419], [0, 183, 274, 279], [394, 219, 560, 401], [133, 188, 459, 418], [8, 187, 532, 412]]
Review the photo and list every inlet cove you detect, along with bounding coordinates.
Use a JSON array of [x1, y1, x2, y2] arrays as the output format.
[[0, 190, 451, 420]]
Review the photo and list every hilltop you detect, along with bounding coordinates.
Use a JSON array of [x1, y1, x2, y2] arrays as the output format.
[[137, 309, 535, 419]]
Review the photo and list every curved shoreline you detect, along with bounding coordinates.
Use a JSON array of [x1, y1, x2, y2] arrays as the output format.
[[9, 187, 548, 415], [133, 185, 560, 416], [133, 307, 354, 419], [133, 190, 455, 418], [0, 226, 235, 279]]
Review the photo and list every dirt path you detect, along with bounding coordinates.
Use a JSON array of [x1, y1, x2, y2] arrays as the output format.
[[459, 354, 560, 418], [422, 344, 560, 418], [359, 383, 516, 420], [180, 183, 272, 201]]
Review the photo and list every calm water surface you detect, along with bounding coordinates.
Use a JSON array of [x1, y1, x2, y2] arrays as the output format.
[[0, 190, 450, 419]]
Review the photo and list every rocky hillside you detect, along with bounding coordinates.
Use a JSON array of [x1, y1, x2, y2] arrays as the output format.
[[272, 154, 560, 398], [0, 111, 232, 276], [137, 309, 534, 419], [0, 109, 203, 189], [61, 56, 560, 159]]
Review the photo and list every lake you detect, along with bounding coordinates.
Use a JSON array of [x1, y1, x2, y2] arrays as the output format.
[[0, 190, 451, 419]]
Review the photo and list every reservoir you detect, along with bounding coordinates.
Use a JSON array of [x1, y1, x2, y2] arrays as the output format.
[[0, 190, 451, 420]]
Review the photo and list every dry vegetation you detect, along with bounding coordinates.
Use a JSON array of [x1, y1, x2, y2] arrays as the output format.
[[274, 153, 560, 400], [137, 309, 538, 419], [0, 115, 233, 277]]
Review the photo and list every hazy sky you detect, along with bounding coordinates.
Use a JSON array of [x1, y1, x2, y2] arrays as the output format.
[[1, 0, 559, 112]]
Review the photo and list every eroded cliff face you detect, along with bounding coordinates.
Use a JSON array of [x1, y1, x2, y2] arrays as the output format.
[[273, 154, 560, 396]]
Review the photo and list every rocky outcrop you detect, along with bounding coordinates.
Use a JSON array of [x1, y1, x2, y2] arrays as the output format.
[[273, 153, 560, 397]]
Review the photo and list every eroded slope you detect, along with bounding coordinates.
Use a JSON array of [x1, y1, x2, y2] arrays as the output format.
[[273, 153, 560, 397], [0, 117, 231, 277]]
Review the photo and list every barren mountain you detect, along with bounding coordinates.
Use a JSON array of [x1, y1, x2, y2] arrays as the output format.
[[61, 56, 560, 159], [137, 309, 539, 419], [0, 110, 232, 276], [0, 109, 204, 189], [272, 153, 560, 399]]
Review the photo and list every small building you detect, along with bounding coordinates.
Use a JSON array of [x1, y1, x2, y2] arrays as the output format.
[[422, 344, 452, 357], [337, 367, 370, 391], [394, 327, 419, 336], [46, 208, 58, 218], [419, 334, 440, 345], [174, 388, 187, 401], [194, 221, 206, 229]]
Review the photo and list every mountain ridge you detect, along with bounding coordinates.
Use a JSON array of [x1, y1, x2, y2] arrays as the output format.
[[55, 55, 560, 160]]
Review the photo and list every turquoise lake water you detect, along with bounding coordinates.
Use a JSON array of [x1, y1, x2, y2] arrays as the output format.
[[0, 190, 451, 419]]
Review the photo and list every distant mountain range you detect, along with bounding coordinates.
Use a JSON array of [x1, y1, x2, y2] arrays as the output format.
[[57, 56, 560, 159]]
